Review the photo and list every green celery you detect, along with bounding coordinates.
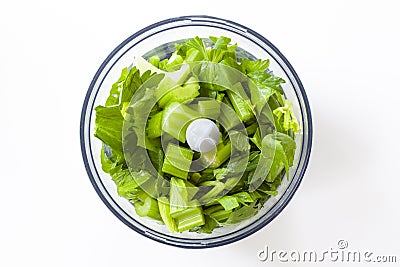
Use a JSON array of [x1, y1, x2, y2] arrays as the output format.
[[158, 77, 200, 108], [94, 106, 124, 153], [196, 100, 220, 118], [157, 196, 178, 232], [227, 83, 254, 122], [169, 177, 189, 216], [246, 122, 258, 135], [202, 142, 231, 168], [204, 205, 232, 222], [162, 144, 194, 179], [199, 181, 225, 203], [134, 196, 161, 220], [218, 195, 240, 210], [174, 206, 205, 232], [189, 172, 202, 185], [233, 192, 254, 205], [273, 99, 299, 133], [162, 102, 200, 142], [146, 111, 163, 139], [149, 56, 160, 68]]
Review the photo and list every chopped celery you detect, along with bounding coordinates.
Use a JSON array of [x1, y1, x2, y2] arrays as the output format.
[[217, 195, 239, 210], [169, 177, 189, 216], [158, 77, 200, 108], [174, 206, 205, 232], [134, 196, 161, 220], [162, 144, 194, 179], [166, 52, 184, 70], [155, 64, 190, 100], [205, 205, 232, 222], [233, 192, 254, 205], [94, 36, 299, 234], [227, 82, 254, 122], [196, 100, 220, 118], [149, 55, 160, 68], [210, 209, 232, 222], [199, 181, 225, 203], [201, 142, 231, 168], [246, 122, 258, 135], [189, 172, 202, 185], [157, 196, 177, 232], [162, 102, 200, 142], [146, 111, 163, 139]]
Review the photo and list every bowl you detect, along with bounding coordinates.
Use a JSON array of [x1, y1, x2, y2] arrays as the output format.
[[80, 15, 312, 248]]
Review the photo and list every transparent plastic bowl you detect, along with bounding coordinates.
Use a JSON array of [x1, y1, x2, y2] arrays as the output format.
[[80, 15, 312, 248]]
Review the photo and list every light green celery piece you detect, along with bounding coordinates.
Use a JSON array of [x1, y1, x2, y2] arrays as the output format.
[[157, 77, 200, 108], [146, 111, 163, 139], [199, 181, 225, 203], [94, 105, 124, 153], [134, 196, 161, 220], [205, 205, 232, 222], [185, 48, 203, 62], [157, 196, 177, 232], [134, 55, 165, 75], [169, 177, 189, 216], [201, 142, 231, 168], [233, 192, 254, 205], [174, 206, 205, 232], [210, 209, 232, 222], [149, 56, 160, 68], [155, 64, 191, 100], [162, 144, 194, 179], [166, 52, 184, 70], [196, 100, 220, 118], [226, 82, 254, 122], [162, 102, 200, 142], [273, 99, 299, 133], [218, 195, 240, 210], [134, 55, 191, 101]]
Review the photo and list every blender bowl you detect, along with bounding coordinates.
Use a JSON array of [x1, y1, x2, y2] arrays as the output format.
[[80, 15, 312, 248]]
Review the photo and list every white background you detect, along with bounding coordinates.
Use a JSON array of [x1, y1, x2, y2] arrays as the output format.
[[1, 0, 399, 266]]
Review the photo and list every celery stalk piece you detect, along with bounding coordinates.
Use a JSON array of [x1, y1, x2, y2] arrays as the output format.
[[227, 82, 254, 122], [169, 177, 189, 216], [209, 209, 232, 222], [162, 144, 194, 179], [134, 197, 161, 220], [158, 77, 200, 108], [185, 180, 200, 201], [146, 111, 163, 139], [155, 64, 191, 100], [157, 196, 177, 232], [174, 206, 205, 232], [149, 56, 160, 68], [204, 205, 232, 222], [201, 142, 231, 168], [199, 181, 225, 203], [134, 55, 165, 75], [196, 100, 221, 118], [246, 122, 258, 135], [217, 195, 240, 210], [162, 102, 200, 142]]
